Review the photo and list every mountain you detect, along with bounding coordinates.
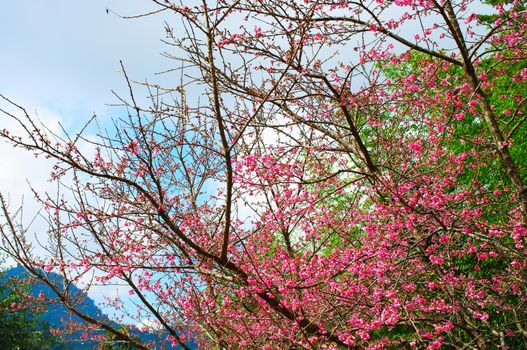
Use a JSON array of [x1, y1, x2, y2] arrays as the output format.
[[1, 267, 196, 349]]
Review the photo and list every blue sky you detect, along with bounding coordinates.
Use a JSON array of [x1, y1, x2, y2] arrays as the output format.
[[0, 1, 179, 321], [0, 1, 175, 215], [0, 1, 170, 122]]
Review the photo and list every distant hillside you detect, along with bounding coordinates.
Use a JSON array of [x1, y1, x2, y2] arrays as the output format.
[[2, 266, 196, 349]]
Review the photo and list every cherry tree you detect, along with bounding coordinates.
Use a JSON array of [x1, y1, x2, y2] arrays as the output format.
[[1, 0, 527, 348]]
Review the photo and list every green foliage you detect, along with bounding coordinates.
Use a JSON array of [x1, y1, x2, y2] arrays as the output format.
[[481, 58, 527, 180], [382, 47, 527, 193], [0, 267, 66, 350], [99, 327, 134, 350], [479, 0, 526, 23]]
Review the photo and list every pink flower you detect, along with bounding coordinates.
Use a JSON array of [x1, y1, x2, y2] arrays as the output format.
[[473, 311, 489, 321], [254, 27, 264, 38], [429, 255, 444, 265], [44, 263, 54, 272], [408, 141, 423, 152], [428, 338, 443, 349], [127, 140, 139, 155], [477, 252, 489, 261]]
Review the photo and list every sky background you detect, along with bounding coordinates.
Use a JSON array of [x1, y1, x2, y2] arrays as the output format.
[[0, 0, 174, 221], [0, 1, 179, 321], [0, 1, 171, 119]]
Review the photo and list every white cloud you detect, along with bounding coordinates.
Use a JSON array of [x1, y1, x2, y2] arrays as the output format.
[[0, 98, 63, 234], [137, 318, 163, 331]]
